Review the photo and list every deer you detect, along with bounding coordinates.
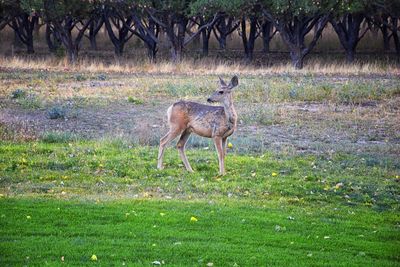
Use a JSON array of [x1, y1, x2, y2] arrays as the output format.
[[157, 75, 239, 175]]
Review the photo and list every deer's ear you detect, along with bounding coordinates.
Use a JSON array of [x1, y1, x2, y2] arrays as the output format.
[[219, 76, 227, 87], [229, 75, 238, 89]]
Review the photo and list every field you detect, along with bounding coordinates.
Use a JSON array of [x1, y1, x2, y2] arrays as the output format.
[[0, 58, 400, 266]]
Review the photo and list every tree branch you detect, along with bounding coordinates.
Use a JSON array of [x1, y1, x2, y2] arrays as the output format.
[[183, 13, 221, 46]]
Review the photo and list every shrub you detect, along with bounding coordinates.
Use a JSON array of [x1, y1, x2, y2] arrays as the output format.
[[48, 106, 66, 119], [54, 46, 65, 59], [11, 89, 26, 99], [41, 131, 78, 143], [98, 74, 107, 80], [15, 93, 43, 109], [127, 96, 144, 105], [74, 73, 87, 81]]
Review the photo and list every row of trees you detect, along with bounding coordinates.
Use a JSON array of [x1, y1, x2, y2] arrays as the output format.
[[1, 0, 399, 69]]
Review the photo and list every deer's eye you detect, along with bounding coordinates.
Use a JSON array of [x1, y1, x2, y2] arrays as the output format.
[[218, 91, 224, 94]]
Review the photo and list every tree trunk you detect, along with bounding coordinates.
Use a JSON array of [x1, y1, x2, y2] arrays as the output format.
[[345, 48, 355, 63], [214, 17, 238, 50], [13, 31, 24, 48], [241, 16, 258, 62], [89, 20, 97, 50], [290, 50, 304, 69], [26, 37, 34, 54], [392, 18, 400, 58], [262, 20, 273, 53], [201, 28, 209, 56], [247, 16, 257, 62], [88, 19, 103, 51], [114, 43, 124, 58], [167, 16, 187, 62], [381, 16, 390, 51], [34, 18, 41, 37], [147, 45, 157, 62], [89, 35, 97, 50], [45, 24, 61, 52], [67, 47, 78, 64], [217, 19, 227, 49], [145, 18, 159, 62], [200, 17, 211, 57], [45, 24, 55, 52]]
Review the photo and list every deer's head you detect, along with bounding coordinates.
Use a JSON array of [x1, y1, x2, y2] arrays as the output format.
[[207, 76, 239, 103]]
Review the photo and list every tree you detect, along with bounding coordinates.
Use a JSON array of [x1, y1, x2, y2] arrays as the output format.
[[238, 1, 261, 62], [371, 0, 400, 58], [1, 0, 37, 53], [329, 0, 370, 63], [0, 0, 16, 31], [103, 1, 135, 58], [8, 9, 38, 54], [22, 0, 96, 64], [129, 9, 159, 62], [146, 0, 221, 62], [371, 13, 391, 51], [45, 23, 61, 52], [85, 17, 104, 51], [213, 16, 239, 50], [262, 0, 334, 69], [260, 17, 277, 53], [188, 0, 227, 56]]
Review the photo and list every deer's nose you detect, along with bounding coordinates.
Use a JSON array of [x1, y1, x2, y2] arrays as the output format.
[[207, 98, 212, 103]]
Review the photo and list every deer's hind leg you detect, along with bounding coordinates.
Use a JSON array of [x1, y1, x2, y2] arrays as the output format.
[[177, 129, 193, 172], [157, 128, 182, 170]]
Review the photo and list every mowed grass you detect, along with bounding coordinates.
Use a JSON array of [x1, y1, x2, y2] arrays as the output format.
[[0, 198, 399, 266], [0, 140, 399, 266]]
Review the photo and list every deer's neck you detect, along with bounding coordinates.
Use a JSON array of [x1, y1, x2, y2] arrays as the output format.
[[222, 95, 237, 128]]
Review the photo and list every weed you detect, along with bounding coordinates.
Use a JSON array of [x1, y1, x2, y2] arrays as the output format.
[[47, 106, 66, 119], [15, 94, 43, 109], [11, 89, 26, 99], [98, 73, 107, 80], [127, 96, 144, 105], [74, 73, 87, 81], [40, 131, 78, 143], [241, 106, 281, 126], [54, 46, 65, 59]]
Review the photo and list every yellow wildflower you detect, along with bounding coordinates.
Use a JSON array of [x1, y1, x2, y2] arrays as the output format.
[[190, 216, 198, 222]]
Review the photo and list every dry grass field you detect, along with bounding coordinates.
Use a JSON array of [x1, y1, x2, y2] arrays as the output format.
[[1, 60, 399, 157]]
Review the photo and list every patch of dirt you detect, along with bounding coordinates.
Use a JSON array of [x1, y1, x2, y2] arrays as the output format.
[[1, 96, 399, 157]]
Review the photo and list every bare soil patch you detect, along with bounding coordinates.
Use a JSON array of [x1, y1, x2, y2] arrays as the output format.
[[1, 93, 399, 156]]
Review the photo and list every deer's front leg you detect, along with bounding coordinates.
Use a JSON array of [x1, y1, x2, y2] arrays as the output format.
[[222, 137, 228, 157], [213, 137, 225, 175]]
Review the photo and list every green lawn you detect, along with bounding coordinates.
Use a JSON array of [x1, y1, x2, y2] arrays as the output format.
[[0, 141, 399, 266], [1, 198, 399, 266]]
